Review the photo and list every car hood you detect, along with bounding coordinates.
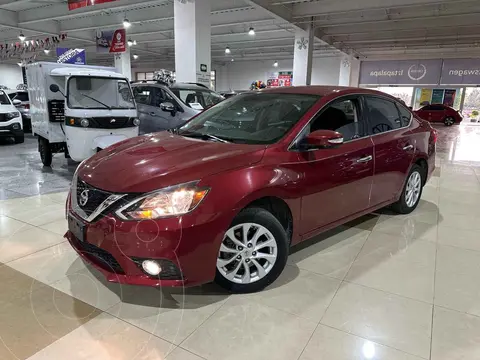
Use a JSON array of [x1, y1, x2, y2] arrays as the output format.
[[78, 132, 266, 193], [0, 104, 17, 112]]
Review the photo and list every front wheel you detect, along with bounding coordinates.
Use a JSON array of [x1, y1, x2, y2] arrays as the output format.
[[215, 207, 289, 293], [391, 164, 424, 214], [38, 137, 53, 167], [444, 116, 455, 126]]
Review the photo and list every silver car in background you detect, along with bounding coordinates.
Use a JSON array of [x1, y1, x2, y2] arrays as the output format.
[[131, 81, 224, 135]]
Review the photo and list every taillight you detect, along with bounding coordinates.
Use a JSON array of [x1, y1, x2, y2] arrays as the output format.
[[24, 104, 29, 109], [431, 129, 438, 144]]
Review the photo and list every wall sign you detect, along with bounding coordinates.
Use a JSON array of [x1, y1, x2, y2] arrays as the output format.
[[95, 29, 126, 53], [441, 59, 480, 85], [360, 59, 443, 85], [200, 64, 207, 72], [56, 48, 86, 64]]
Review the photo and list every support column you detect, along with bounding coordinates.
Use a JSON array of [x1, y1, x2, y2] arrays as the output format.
[[293, 22, 314, 86], [174, 0, 211, 87], [338, 54, 360, 87], [114, 46, 132, 80]]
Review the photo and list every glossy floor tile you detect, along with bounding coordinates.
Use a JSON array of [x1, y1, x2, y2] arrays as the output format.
[[0, 125, 480, 359]]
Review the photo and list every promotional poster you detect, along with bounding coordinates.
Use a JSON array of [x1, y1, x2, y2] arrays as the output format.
[[56, 48, 86, 65], [68, 0, 118, 11], [95, 29, 126, 53]]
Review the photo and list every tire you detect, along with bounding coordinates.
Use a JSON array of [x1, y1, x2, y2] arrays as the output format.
[[391, 164, 424, 214], [444, 116, 455, 126], [215, 207, 289, 293], [14, 136, 24, 144], [38, 137, 53, 167]]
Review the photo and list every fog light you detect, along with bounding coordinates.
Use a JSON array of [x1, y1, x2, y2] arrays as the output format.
[[80, 118, 89, 127], [133, 118, 140, 126], [142, 260, 162, 276], [12, 123, 20, 130]]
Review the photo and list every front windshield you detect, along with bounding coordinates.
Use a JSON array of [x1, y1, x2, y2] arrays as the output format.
[[171, 88, 224, 110], [178, 92, 319, 144], [0, 91, 11, 105], [67, 76, 135, 110]]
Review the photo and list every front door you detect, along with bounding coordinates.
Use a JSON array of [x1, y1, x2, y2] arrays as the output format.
[[133, 86, 157, 135], [364, 96, 415, 206], [293, 96, 374, 236]]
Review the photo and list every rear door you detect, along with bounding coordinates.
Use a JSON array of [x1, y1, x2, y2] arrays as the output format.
[[428, 105, 445, 122], [364, 95, 415, 206]]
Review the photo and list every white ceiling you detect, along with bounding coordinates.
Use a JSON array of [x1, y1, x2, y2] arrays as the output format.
[[0, 0, 478, 68]]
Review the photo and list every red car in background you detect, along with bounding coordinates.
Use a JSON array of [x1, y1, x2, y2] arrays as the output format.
[[414, 104, 462, 126], [66, 86, 436, 293]]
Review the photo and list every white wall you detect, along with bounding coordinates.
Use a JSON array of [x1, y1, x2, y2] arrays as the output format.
[[215, 57, 342, 91], [0, 64, 24, 89]]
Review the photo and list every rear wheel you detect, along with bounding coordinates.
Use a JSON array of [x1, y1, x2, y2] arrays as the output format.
[[215, 207, 288, 293], [38, 137, 53, 167], [391, 164, 424, 214], [444, 116, 455, 126]]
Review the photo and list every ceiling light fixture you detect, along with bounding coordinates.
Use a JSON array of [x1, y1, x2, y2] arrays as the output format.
[[127, 39, 133, 46], [18, 33, 25, 42], [273, 61, 279, 67], [123, 18, 131, 28], [225, 46, 231, 54], [44, 49, 50, 54], [231, 58, 235, 62], [133, 54, 139, 59], [248, 27, 255, 36], [17, 62, 22, 67], [133, 39, 137, 45]]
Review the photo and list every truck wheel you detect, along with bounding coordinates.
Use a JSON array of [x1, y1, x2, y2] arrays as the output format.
[[14, 135, 24, 144], [38, 137, 53, 167]]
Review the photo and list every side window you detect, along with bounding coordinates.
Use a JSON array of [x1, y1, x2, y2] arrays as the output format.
[[365, 96, 401, 134], [133, 86, 153, 105], [307, 98, 366, 141], [397, 104, 412, 127], [430, 105, 444, 111], [421, 105, 431, 111], [150, 87, 167, 107]]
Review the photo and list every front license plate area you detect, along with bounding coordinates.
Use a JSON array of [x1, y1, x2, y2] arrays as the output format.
[[68, 214, 86, 242]]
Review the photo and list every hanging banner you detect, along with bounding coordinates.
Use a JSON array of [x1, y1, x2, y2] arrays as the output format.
[[68, 0, 118, 11], [431, 89, 444, 104], [56, 48, 86, 64], [360, 59, 443, 85], [441, 59, 480, 85], [95, 29, 126, 53], [443, 89, 456, 107], [419, 89, 432, 105]]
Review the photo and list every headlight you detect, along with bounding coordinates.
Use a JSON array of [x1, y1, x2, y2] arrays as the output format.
[[116, 181, 209, 220], [80, 118, 90, 127], [133, 118, 140, 126], [6, 112, 20, 120]]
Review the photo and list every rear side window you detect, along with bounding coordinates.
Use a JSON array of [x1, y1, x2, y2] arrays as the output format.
[[429, 105, 445, 111], [11, 92, 29, 102], [365, 96, 401, 134], [397, 104, 412, 127]]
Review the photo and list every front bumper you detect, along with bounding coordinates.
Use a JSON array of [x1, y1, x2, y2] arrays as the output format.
[[0, 124, 23, 138], [65, 205, 234, 288]]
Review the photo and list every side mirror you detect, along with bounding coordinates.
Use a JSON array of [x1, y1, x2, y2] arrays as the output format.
[[49, 84, 60, 93], [304, 130, 343, 149], [12, 99, 21, 106], [160, 101, 175, 112]]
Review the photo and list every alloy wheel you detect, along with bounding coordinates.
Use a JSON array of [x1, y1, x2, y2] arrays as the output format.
[[405, 171, 422, 208], [445, 117, 455, 126], [217, 223, 278, 284]]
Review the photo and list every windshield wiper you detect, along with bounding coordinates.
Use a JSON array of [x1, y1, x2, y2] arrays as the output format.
[[80, 93, 111, 110], [179, 131, 230, 143]]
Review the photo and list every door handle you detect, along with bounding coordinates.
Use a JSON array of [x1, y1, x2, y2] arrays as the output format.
[[356, 155, 373, 163], [403, 145, 414, 151]]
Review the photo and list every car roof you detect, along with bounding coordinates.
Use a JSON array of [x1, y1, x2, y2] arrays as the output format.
[[256, 85, 396, 98], [131, 81, 211, 91]]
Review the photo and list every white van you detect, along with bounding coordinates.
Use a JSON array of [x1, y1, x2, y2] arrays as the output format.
[[26, 62, 139, 166], [0, 90, 23, 143]]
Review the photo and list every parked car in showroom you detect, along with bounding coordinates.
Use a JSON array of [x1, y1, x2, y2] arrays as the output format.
[[131, 80, 224, 134], [414, 104, 462, 126], [66, 86, 436, 293], [0, 90, 24, 143], [6, 89, 31, 132]]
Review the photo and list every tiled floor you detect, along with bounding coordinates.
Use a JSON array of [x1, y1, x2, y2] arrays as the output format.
[[0, 125, 480, 359]]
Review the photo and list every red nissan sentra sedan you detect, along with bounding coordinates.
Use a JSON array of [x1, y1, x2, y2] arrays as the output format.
[[65, 86, 436, 293]]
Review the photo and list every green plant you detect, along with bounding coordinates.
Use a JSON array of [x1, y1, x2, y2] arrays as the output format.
[[472, 110, 479, 117]]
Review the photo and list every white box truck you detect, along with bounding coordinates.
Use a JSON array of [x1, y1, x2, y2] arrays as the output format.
[[26, 62, 139, 166]]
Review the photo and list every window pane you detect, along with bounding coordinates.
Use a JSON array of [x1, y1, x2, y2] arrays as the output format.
[[145, 72, 154, 80], [309, 99, 364, 141], [137, 73, 146, 81], [397, 104, 412, 127], [366, 97, 401, 134], [133, 86, 152, 105]]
